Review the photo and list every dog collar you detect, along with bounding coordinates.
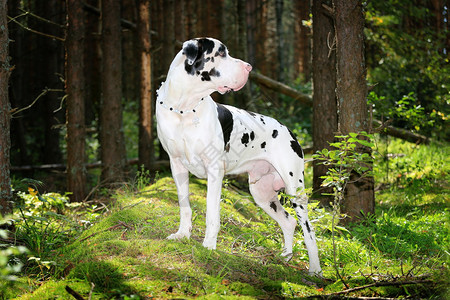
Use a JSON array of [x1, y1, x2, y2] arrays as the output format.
[[158, 98, 204, 115]]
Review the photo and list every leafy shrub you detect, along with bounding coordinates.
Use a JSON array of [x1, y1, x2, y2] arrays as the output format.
[[0, 218, 28, 289]]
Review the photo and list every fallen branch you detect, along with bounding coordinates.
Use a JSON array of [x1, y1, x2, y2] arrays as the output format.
[[250, 72, 431, 144], [304, 279, 434, 299], [79, 221, 134, 242], [250, 72, 313, 107], [65, 285, 85, 300], [11, 159, 170, 172], [332, 279, 432, 296]]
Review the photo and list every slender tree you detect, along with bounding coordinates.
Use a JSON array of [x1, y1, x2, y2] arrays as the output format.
[[100, 0, 127, 183], [137, 0, 154, 170], [0, 0, 12, 216], [66, 0, 87, 202], [334, 0, 374, 222], [294, 0, 311, 82], [312, 0, 337, 204]]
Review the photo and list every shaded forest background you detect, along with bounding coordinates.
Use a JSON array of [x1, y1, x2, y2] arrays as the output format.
[[6, 0, 449, 195]]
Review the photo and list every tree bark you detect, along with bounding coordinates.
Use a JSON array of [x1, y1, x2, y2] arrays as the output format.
[[137, 0, 154, 170], [84, 0, 101, 126], [100, 0, 127, 183], [334, 0, 374, 223], [312, 0, 337, 205], [294, 0, 311, 82], [39, 0, 64, 165], [66, 0, 87, 202], [0, 0, 12, 216]]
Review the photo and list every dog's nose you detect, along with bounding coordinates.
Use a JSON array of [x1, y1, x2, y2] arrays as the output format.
[[245, 63, 252, 72]]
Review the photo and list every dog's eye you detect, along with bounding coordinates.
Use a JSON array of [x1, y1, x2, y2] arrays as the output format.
[[219, 50, 226, 57]]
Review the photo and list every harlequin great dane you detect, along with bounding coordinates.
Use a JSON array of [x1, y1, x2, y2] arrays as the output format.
[[156, 37, 321, 275]]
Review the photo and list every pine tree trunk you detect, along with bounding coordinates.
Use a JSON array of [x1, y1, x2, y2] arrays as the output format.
[[100, 0, 127, 183], [84, 0, 101, 125], [0, 0, 12, 216], [334, 0, 374, 223], [137, 0, 154, 170], [312, 0, 337, 204], [66, 0, 87, 202], [40, 0, 64, 164], [294, 0, 311, 82]]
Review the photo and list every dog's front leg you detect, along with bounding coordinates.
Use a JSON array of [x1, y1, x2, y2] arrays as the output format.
[[167, 158, 192, 240], [202, 166, 225, 250]]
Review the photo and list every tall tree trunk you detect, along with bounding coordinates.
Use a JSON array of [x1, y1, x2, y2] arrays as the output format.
[[234, 0, 252, 109], [122, 0, 138, 102], [40, 0, 64, 164], [312, 0, 337, 204], [66, 0, 87, 202], [100, 0, 127, 183], [137, 0, 154, 170], [246, 0, 257, 67], [294, 0, 311, 82], [334, 0, 374, 223], [84, 0, 101, 127], [275, 0, 284, 83], [0, 0, 12, 216]]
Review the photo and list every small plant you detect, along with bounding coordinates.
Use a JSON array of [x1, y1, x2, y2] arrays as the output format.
[[313, 132, 374, 282], [13, 187, 94, 277], [0, 217, 28, 290]]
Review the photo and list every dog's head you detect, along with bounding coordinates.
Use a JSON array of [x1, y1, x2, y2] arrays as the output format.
[[168, 38, 252, 95]]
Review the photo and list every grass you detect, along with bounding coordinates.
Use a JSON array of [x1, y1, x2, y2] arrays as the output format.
[[3, 138, 449, 299]]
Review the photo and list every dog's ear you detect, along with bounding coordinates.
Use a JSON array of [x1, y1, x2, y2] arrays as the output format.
[[182, 39, 199, 66]]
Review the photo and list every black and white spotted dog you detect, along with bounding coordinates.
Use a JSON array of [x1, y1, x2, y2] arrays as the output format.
[[156, 37, 321, 275]]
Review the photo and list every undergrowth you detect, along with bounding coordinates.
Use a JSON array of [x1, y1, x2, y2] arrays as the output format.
[[1, 137, 449, 299]]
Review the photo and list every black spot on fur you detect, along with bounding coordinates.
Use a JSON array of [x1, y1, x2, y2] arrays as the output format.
[[250, 131, 255, 141], [200, 68, 220, 81], [241, 133, 249, 146], [299, 204, 304, 210], [216, 104, 234, 150], [198, 38, 215, 54], [209, 67, 220, 77], [305, 221, 311, 233], [288, 129, 297, 141], [290, 140, 304, 159], [285, 211, 290, 219], [215, 43, 226, 57], [270, 201, 277, 212], [183, 43, 198, 64], [289, 172, 293, 177], [272, 130, 278, 138], [299, 179, 303, 184], [260, 117, 265, 124], [201, 71, 211, 81], [261, 141, 266, 149], [247, 111, 257, 118], [292, 202, 298, 208], [184, 38, 215, 75]]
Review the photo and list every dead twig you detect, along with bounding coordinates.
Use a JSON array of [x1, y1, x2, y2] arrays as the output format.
[[10, 88, 64, 117], [79, 221, 134, 242], [7, 15, 65, 41], [65, 285, 85, 300], [329, 279, 433, 296]]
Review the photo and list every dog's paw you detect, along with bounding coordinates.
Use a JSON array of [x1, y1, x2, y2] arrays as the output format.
[[281, 251, 293, 262], [167, 232, 190, 240], [202, 239, 217, 250], [308, 268, 323, 277]]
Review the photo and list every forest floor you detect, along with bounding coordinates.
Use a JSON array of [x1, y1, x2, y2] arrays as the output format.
[[3, 138, 449, 299]]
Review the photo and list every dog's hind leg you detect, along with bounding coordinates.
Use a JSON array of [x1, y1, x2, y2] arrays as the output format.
[[290, 193, 322, 276], [249, 170, 297, 259], [167, 158, 192, 240]]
